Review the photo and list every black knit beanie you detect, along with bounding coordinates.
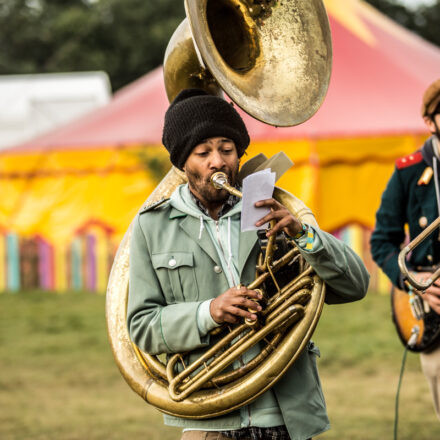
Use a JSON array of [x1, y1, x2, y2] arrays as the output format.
[[162, 89, 250, 170]]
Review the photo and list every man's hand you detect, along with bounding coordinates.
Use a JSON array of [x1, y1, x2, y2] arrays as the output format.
[[411, 271, 440, 314], [255, 198, 302, 238], [210, 286, 263, 324]]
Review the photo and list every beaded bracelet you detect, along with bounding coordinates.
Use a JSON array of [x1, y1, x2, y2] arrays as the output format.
[[294, 223, 308, 239], [293, 223, 315, 251]]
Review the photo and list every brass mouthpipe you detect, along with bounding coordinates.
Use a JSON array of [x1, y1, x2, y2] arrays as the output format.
[[398, 216, 440, 291], [211, 171, 243, 198], [210, 171, 277, 273]]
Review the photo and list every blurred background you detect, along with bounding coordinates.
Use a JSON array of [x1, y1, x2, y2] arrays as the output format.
[[1, 0, 440, 439]]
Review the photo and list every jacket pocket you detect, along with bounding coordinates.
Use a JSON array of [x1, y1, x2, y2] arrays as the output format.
[[151, 252, 199, 302]]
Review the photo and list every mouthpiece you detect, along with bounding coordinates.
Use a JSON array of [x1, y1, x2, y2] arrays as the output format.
[[210, 172, 228, 189], [210, 172, 242, 198]]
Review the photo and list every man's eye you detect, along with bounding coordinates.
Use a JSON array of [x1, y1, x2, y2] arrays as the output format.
[[222, 149, 233, 154], [196, 152, 208, 157]]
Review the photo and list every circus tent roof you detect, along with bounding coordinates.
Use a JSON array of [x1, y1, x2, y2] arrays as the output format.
[[1, 0, 440, 293], [6, 0, 440, 154]]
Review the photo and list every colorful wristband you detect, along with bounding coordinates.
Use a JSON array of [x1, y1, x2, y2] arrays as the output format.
[[305, 227, 315, 250], [294, 223, 308, 239]]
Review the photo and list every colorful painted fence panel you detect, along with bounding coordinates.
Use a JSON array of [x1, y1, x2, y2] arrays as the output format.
[[0, 233, 5, 291], [0, 222, 115, 293], [38, 238, 54, 290], [0, 223, 390, 294], [6, 233, 20, 292]]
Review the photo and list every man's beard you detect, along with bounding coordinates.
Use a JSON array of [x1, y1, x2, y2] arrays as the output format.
[[186, 164, 239, 204]]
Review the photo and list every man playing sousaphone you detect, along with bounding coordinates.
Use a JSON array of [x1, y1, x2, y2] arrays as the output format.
[[127, 89, 369, 440]]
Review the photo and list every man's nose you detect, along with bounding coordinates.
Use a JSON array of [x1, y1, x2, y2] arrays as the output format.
[[209, 151, 226, 169]]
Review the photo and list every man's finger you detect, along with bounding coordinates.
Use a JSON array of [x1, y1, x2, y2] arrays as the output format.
[[255, 210, 286, 227], [266, 216, 293, 236], [425, 285, 440, 296], [229, 295, 262, 311], [233, 288, 263, 300], [228, 306, 258, 320], [255, 198, 282, 209], [244, 289, 263, 300]]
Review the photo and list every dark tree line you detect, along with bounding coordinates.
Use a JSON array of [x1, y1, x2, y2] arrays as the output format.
[[368, 0, 440, 46], [0, 0, 438, 92], [0, 0, 185, 91]]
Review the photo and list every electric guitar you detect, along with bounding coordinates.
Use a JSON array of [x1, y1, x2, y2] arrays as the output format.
[[391, 287, 440, 352]]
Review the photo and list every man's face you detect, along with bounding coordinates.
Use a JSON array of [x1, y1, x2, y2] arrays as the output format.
[[183, 137, 240, 205], [424, 112, 440, 135]]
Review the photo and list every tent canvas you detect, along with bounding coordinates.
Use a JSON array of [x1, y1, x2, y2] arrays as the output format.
[[1, 0, 439, 291], [0, 71, 111, 150]]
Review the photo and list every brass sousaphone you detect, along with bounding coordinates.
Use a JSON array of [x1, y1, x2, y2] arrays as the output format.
[[106, 0, 332, 419]]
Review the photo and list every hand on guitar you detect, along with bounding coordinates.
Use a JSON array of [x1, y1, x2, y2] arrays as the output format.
[[411, 271, 440, 315]]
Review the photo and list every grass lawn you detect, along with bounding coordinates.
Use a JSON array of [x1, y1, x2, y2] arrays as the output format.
[[0, 290, 439, 439]]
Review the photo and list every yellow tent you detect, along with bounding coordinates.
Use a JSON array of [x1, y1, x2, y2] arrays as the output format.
[[1, 0, 439, 291]]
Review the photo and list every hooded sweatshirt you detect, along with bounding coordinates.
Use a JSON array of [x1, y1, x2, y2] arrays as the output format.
[[169, 183, 285, 430]]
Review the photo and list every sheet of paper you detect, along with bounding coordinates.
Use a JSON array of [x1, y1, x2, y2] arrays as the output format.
[[241, 169, 275, 232]]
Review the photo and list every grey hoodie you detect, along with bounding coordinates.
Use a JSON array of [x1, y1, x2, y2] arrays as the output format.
[[169, 183, 285, 430]]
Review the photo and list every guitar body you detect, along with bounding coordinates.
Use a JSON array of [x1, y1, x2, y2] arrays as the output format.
[[391, 287, 440, 352]]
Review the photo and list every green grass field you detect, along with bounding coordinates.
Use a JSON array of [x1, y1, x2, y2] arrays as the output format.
[[0, 290, 439, 440]]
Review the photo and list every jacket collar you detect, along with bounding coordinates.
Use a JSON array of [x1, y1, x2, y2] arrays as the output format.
[[169, 206, 259, 274], [169, 206, 187, 219], [421, 136, 438, 167]]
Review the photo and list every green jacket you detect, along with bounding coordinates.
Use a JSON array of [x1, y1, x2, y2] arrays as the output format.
[[128, 186, 369, 440]]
